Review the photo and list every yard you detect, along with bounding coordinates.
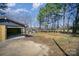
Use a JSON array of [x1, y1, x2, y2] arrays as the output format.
[[0, 32, 79, 56], [31, 32, 79, 56]]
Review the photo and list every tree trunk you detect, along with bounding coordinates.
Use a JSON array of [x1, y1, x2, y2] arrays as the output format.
[[63, 4, 66, 32], [72, 4, 79, 34], [67, 18, 70, 33], [39, 20, 42, 30], [57, 20, 59, 32]]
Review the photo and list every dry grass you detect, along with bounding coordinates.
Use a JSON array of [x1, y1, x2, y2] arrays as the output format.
[[32, 32, 79, 56], [0, 32, 79, 56]]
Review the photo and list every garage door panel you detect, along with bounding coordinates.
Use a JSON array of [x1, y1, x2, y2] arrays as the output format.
[[7, 28, 21, 38]]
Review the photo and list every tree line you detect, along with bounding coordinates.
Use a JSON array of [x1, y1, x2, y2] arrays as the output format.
[[37, 3, 79, 34]]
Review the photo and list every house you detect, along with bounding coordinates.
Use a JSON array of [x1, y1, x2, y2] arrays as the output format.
[[0, 16, 26, 41]]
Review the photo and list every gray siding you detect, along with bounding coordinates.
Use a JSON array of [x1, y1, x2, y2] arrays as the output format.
[[0, 19, 24, 28]]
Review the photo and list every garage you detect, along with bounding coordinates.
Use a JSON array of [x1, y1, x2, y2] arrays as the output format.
[[0, 16, 26, 41]]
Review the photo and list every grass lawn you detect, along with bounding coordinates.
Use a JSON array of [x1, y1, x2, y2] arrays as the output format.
[[32, 32, 79, 56]]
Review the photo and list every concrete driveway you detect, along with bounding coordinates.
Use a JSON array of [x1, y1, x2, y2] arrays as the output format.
[[0, 38, 49, 56]]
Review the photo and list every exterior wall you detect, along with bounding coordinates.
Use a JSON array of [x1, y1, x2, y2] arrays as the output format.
[[21, 27, 25, 35], [0, 25, 6, 41]]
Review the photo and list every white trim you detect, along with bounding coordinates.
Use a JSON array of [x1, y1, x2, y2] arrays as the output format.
[[7, 36, 25, 40]]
